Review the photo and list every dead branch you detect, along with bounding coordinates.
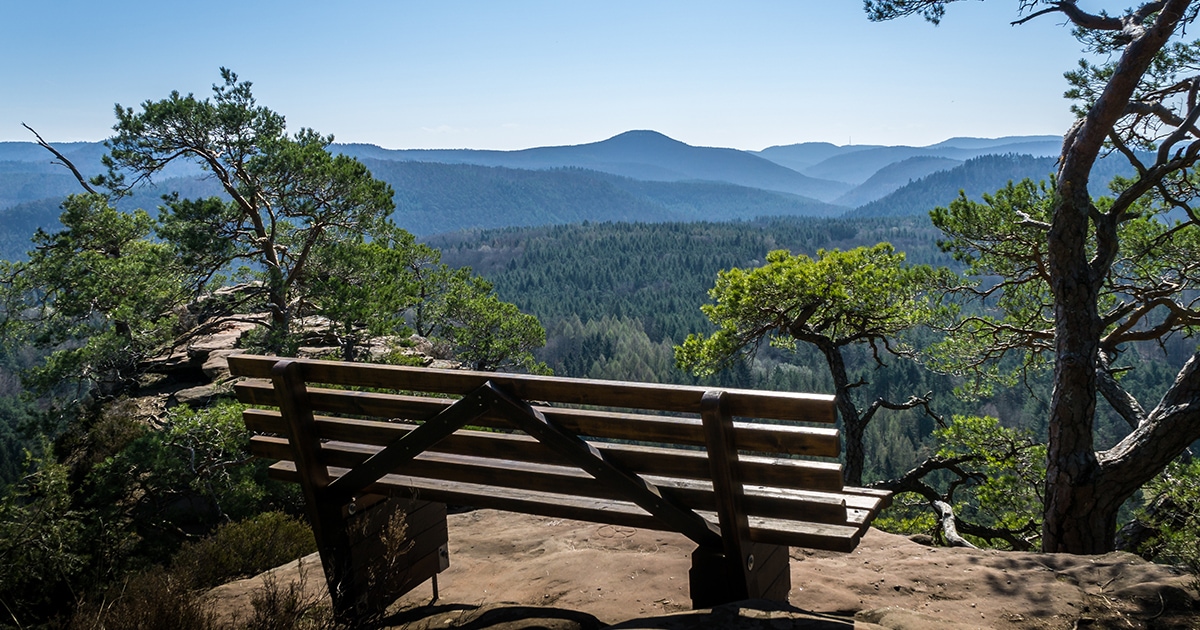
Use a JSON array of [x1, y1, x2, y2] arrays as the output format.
[[22, 123, 99, 195]]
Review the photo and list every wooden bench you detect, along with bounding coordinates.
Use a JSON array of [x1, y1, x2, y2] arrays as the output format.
[[228, 355, 890, 622]]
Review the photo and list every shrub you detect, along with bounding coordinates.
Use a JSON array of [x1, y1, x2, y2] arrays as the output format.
[[244, 560, 339, 630], [68, 566, 219, 630], [1137, 458, 1200, 590], [172, 511, 316, 590]]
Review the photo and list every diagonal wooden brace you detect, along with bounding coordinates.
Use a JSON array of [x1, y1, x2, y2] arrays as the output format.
[[324, 384, 495, 504], [480, 381, 723, 548]]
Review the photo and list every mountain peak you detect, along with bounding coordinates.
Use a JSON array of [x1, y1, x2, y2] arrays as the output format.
[[597, 130, 687, 148]]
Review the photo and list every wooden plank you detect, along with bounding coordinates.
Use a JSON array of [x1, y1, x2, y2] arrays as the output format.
[[266, 461, 863, 551], [746, 515, 865, 552], [843, 486, 894, 512], [752, 542, 791, 602], [345, 498, 445, 545], [229, 355, 836, 423], [349, 515, 447, 574], [325, 385, 493, 503], [237, 383, 841, 457], [480, 381, 723, 548], [244, 410, 846, 493], [252, 436, 850, 525]]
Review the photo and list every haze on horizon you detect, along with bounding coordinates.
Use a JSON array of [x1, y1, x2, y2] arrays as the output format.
[[2, 1, 1090, 152]]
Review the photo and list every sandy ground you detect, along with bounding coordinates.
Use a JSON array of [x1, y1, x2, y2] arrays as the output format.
[[210, 509, 1199, 629]]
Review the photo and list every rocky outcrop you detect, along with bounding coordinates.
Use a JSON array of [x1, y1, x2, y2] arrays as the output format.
[[138, 316, 448, 409]]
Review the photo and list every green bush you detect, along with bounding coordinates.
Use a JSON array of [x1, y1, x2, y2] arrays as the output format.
[[1138, 458, 1200, 589], [172, 511, 317, 590], [0, 445, 91, 627]]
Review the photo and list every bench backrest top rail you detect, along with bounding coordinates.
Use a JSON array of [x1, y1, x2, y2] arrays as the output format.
[[235, 381, 842, 459], [228, 355, 836, 424]]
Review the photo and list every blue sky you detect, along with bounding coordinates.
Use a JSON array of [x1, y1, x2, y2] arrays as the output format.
[[2, 1, 1093, 151]]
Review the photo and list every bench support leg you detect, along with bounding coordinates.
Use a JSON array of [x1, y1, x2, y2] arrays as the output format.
[[342, 497, 449, 620], [272, 360, 453, 625], [689, 542, 791, 608]]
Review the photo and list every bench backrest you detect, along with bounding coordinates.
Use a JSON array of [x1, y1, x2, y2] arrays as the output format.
[[229, 354, 885, 552]]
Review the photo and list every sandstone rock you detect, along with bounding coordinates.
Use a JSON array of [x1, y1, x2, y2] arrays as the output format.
[[169, 383, 224, 408], [856, 606, 982, 630], [201, 349, 242, 382], [188, 320, 260, 357]]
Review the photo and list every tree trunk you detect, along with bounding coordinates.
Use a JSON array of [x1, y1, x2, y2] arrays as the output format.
[[1040, 1, 1190, 554], [816, 341, 865, 486], [1042, 184, 1107, 553]]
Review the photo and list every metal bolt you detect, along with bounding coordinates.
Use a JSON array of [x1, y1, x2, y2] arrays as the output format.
[[746, 554, 755, 571]]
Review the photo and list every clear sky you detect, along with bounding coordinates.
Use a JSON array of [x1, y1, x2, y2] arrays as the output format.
[[2, 1, 1096, 151]]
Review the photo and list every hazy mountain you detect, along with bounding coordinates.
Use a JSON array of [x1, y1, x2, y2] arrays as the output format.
[[368, 160, 846, 236], [339, 130, 853, 202], [924, 135, 1063, 150], [0, 132, 1084, 256], [0, 199, 63, 260], [849, 154, 1058, 218], [752, 142, 881, 173], [832, 156, 962, 207], [756, 135, 1062, 185]]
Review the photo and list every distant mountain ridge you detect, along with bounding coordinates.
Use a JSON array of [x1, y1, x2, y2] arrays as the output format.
[[0, 131, 1072, 258], [338, 130, 853, 202], [755, 135, 1061, 185]]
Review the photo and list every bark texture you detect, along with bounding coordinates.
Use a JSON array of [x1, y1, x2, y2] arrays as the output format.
[[1042, 0, 1197, 554]]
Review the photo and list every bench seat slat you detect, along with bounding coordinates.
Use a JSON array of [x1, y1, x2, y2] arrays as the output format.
[[250, 436, 851, 525], [265, 461, 867, 552], [229, 355, 836, 424], [244, 410, 844, 492], [236, 382, 841, 458]]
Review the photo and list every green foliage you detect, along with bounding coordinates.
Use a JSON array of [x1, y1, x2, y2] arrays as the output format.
[[927, 179, 1056, 396], [929, 175, 1200, 407], [1137, 459, 1200, 585], [85, 401, 296, 551], [305, 224, 428, 361], [171, 511, 316, 589], [877, 415, 1045, 549], [101, 69, 395, 351], [541, 315, 678, 383], [675, 243, 955, 376], [0, 194, 187, 395], [934, 415, 1045, 538], [439, 274, 549, 373], [436, 216, 947, 348], [0, 444, 90, 625]]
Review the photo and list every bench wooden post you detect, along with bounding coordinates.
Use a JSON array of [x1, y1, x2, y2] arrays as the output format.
[[272, 360, 452, 623], [690, 390, 790, 607], [271, 360, 358, 622]]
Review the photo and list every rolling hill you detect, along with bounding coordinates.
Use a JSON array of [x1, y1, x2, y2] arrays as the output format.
[[0, 131, 1081, 258], [755, 135, 1061, 185], [340, 130, 853, 202]]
